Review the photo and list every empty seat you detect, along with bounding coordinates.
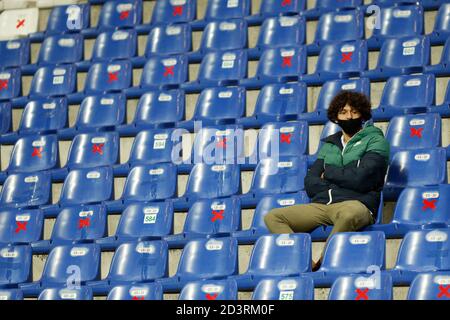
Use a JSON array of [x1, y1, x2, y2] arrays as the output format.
[[37, 34, 84, 65], [0, 8, 39, 39], [66, 132, 119, 169], [310, 0, 362, 13], [407, 272, 450, 300], [97, 0, 142, 31], [233, 192, 310, 244], [157, 237, 238, 292], [107, 283, 163, 300], [230, 234, 311, 290], [131, 90, 185, 128], [121, 164, 177, 203], [29, 65, 76, 98], [0, 209, 44, 244], [0, 289, 23, 300], [0, 172, 51, 208], [373, 0, 441, 10], [390, 229, 450, 284], [426, 37, 450, 75], [258, 0, 305, 17], [204, 0, 250, 21], [139, 55, 188, 89], [88, 241, 168, 292], [19, 243, 101, 295], [17, 98, 67, 134], [59, 167, 114, 206], [306, 231, 386, 287], [369, 4, 424, 46], [0, 102, 11, 135], [85, 60, 132, 94], [385, 113, 441, 153], [6, 134, 59, 174], [0, 244, 32, 286], [145, 24, 192, 57], [198, 20, 247, 54], [179, 279, 238, 300], [0, 68, 21, 101], [431, 3, 450, 43], [252, 276, 314, 300], [92, 29, 137, 62], [328, 274, 393, 300], [384, 148, 447, 199], [38, 287, 93, 300], [0, 38, 30, 69], [165, 197, 241, 247], [45, 4, 90, 35], [151, 0, 197, 25]]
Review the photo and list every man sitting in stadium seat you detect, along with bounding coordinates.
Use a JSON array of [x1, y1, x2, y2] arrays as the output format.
[[264, 91, 390, 271]]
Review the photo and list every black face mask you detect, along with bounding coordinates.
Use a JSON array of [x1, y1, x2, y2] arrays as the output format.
[[336, 118, 363, 136]]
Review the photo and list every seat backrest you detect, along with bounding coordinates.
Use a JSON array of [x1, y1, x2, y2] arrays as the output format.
[[59, 167, 114, 206], [392, 185, 450, 226], [259, 0, 305, 16], [41, 243, 101, 285], [316, 40, 367, 75], [30, 65, 76, 98], [0, 172, 51, 208], [38, 34, 84, 65], [107, 283, 163, 300], [176, 237, 238, 280], [98, 0, 142, 30], [115, 201, 174, 239], [85, 60, 132, 94], [151, 0, 197, 25], [200, 19, 247, 53], [205, 0, 250, 21], [0, 208, 44, 244], [184, 163, 241, 200], [51, 204, 107, 243], [320, 231, 386, 273], [385, 113, 441, 151], [315, 9, 364, 44], [0, 8, 39, 39], [18, 98, 67, 134], [122, 164, 178, 202], [314, 0, 362, 10], [257, 16, 305, 50], [0, 102, 11, 135], [75, 94, 126, 130], [141, 55, 188, 88], [145, 24, 192, 56], [46, 4, 90, 34], [379, 74, 435, 109], [0, 68, 21, 101], [179, 279, 238, 300], [256, 46, 307, 81], [434, 3, 450, 35], [376, 36, 430, 70], [252, 276, 314, 300], [247, 234, 312, 276], [38, 287, 93, 300], [315, 78, 370, 111], [0, 38, 29, 68], [0, 289, 23, 300], [92, 29, 137, 61], [197, 50, 247, 85], [66, 132, 119, 169], [407, 272, 450, 300], [106, 241, 168, 283], [372, 4, 424, 39], [328, 274, 393, 300], [0, 244, 32, 285], [8, 134, 59, 173]]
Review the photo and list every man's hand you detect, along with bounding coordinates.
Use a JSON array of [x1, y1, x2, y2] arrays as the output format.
[[320, 172, 324, 179]]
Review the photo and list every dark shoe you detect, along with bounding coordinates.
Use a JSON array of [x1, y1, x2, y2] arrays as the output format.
[[312, 259, 322, 272]]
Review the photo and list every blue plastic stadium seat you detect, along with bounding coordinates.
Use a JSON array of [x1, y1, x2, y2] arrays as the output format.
[[257, 0, 306, 18], [0, 102, 11, 134], [384, 148, 447, 200], [179, 279, 238, 300], [165, 197, 241, 248], [426, 37, 450, 76], [157, 237, 238, 292], [37, 34, 84, 65], [151, 0, 197, 25], [144, 24, 192, 57], [364, 36, 430, 79], [6, 134, 59, 174], [0, 209, 44, 244], [203, 0, 251, 22], [197, 20, 247, 56], [19, 243, 101, 296], [92, 29, 137, 62], [0, 172, 51, 208], [97, 201, 173, 248], [128, 90, 185, 129], [389, 229, 450, 285], [368, 4, 424, 48], [66, 132, 119, 169], [59, 167, 114, 206], [373, 0, 442, 10], [310, 9, 364, 51], [328, 274, 393, 300], [407, 272, 450, 300], [0, 289, 23, 300], [385, 113, 441, 155], [0, 68, 21, 101], [0, 39, 30, 69], [308, 0, 362, 16], [240, 156, 307, 207], [97, 0, 142, 31], [368, 185, 450, 237], [38, 287, 93, 300], [238, 83, 307, 127], [431, 3, 450, 44], [107, 283, 163, 300], [84, 60, 132, 94], [305, 231, 386, 287], [29, 65, 76, 99], [88, 241, 168, 294], [233, 192, 309, 244], [230, 233, 311, 290], [374, 74, 435, 118], [17, 98, 67, 134], [252, 276, 314, 300], [0, 244, 32, 287], [45, 4, 90, 35]]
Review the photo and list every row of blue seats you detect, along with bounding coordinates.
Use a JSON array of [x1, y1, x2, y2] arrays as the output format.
[[1, 183, 449, 252], [1, 230, 449, 296], [2, 271, 449, 300]]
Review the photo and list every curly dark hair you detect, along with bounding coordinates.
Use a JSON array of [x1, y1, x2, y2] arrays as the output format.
[[327, 90, 372, 122]]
